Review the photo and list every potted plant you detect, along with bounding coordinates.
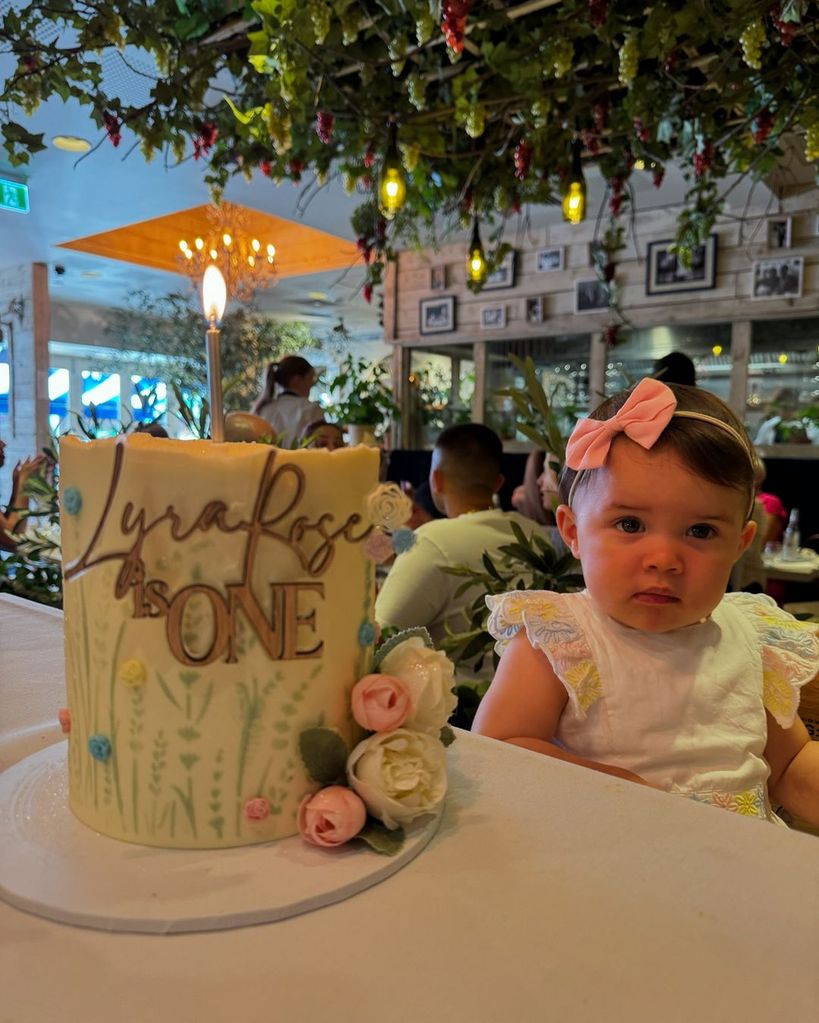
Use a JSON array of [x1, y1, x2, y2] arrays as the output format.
[[325, 354, 400, 446]]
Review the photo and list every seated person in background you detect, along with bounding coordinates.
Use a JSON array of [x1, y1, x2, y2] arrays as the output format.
[[399, 477, 445, 530], [754, 458, 787, 546], [0, 437, 46, 552], [653, 351, 696, 387], [301, 420, 345, 450], [511, 450, 554, 526], [375, 423, 552, 671]]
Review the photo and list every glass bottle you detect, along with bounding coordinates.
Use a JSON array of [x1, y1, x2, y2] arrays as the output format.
[[781, 508, 800, 560]]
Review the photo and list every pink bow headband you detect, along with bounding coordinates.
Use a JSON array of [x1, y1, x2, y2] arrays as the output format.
[[565, 377, 752, 507]]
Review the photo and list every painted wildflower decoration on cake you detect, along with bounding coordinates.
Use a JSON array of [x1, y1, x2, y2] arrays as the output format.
[[297, 628, 456, 854]]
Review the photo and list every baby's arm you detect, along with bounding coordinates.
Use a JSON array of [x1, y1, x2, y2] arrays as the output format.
[[472, 630, 653, 786], [765, 713, 819, 826]]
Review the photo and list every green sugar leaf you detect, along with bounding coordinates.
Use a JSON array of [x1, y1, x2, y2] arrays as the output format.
[[439, 725, 456, 748], [298, 728, 348, 784], [374, 626, 433, 669], [355, 819, 405, 856]]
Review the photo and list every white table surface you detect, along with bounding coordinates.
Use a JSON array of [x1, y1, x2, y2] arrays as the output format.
[[2, 593, 818, 1022]]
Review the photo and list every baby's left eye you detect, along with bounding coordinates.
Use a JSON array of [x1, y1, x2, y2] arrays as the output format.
[[688, 523, 716, 539]]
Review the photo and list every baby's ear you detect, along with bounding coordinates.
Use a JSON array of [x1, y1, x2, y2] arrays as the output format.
[[737, 516, 757, 556], [555, 504, 580, 557]]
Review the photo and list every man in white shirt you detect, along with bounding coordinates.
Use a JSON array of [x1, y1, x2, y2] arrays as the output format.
[[375, 424, 552, 675]]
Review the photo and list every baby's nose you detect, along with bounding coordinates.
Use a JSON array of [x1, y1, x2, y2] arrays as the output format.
[[642, 538, 684, 573]]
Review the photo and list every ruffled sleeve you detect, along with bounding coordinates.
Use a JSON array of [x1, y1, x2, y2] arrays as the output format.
[[726, 593, 819, 728], [485, 591, 603, 716]]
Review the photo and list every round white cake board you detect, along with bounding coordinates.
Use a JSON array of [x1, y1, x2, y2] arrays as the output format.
[[0, 742, 441, 934]]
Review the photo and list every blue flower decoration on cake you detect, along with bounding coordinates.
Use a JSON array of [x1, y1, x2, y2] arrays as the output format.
[[64, 487, 83, 516], [358, 620, 376, 647], [391, 527, 416, 554], [88, 734, 111, 762]]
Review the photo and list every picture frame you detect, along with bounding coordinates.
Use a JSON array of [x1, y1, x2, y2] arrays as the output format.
[[419, 295, 456, 334], [430, 264, 447, 290], [646, 234, 718, 295], [525, 296, 544, 324], [575, 279, 611, 314], [767, 217, 791, 250], [751, 257, 804, 299], [480, 304, 507, 329], [535, 247, 564, 272], [482, 249, 516, 290]]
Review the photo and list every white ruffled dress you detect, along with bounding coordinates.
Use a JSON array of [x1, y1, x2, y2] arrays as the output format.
[[486, 590, 819, 821]]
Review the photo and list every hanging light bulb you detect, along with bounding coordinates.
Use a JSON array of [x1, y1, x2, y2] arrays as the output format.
[[562, 138, 586, 225], [466, 216, 487, 284], [379, 122, 407, 220]]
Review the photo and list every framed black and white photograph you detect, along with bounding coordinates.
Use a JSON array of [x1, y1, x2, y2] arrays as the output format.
[[480, 304, 507, 329], [430, 264, 447, 290], [767, 217, 791, 250], [536, 247, 564, 272], [575, 279, 611, 313], [419, 295, 456, 334], [482, 249, 516, 290], [751, 256, 803, 299], [526, 296, 544, 324], [646, 235, 718, 295]]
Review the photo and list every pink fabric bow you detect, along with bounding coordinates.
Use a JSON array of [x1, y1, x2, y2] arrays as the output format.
[[565, 377, 677, 470]]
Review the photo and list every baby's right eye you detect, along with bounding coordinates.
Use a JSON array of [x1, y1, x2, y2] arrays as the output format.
[[615, 517, 642, 534]]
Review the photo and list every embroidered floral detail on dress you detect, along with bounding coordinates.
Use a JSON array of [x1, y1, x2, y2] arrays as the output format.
[[727, 592, 819, 727], [686, 784, 767, 819], [485, 592, 603, 716]]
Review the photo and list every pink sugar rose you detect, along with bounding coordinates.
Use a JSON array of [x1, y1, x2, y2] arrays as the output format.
[[58, 708, 71, 734], [244, 797, 270, 822], [363, 530, 395, 564], [297, 786, 367, 848], [351, 673, 412, 732]]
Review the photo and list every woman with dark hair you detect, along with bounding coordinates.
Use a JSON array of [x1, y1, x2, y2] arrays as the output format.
[[251, 355, 323, 447], [511, 449, 559, 526]]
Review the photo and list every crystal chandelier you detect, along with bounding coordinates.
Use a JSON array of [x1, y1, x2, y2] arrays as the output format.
[[177, 202, 277, 302]]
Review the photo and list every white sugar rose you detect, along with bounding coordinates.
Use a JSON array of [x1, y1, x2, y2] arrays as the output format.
[[366, 483, 413, 531], [379, 637, 457, 735], [347, 728, 447, 829]]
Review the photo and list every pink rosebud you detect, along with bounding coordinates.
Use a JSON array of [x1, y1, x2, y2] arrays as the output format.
[[244, 797, 270, 821], [298, 786, 367, 848], [363, 530, 395, 564], [58, 708, 71, 734], [351, 673, 413, 732]]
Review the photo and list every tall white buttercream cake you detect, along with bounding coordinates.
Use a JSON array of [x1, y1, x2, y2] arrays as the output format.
[[59, 435, 380, 848]]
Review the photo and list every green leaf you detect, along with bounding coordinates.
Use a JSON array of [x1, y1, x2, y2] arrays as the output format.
[[439, 725, 456, 747], [355, 819, 405, 856], [374, 626, 433, 668], [298, 727, 349, 784]]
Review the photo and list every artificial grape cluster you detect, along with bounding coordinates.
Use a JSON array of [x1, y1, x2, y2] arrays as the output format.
[[514, 140, 533, 180], [551, 39, 573, 78], [753, 108, 774, 144], [339, 8, 360, 45], [307, 0, 331, 45], [531, 98, 551, 127], [618, 33, 639, 85], [103, 111, 121, 148], [633, 117, 650, 142], [288, 159, 304, 182], [193, 121, 218, 160], [740, 20, 765, 70], [693, 141, 714, 178], [407, 74, 426, 111], [388, 38, 407, 76], [588, 0, 607, 29], [609, 176, 624, 216], [442, 0, 472, 55], [603, 324, 621, 347], [315, 111, 335, 144], [652, 165, 665, 189], [593, 99, 609, 132], [465, 103, 485, 139], [805, 124, 819, 162], [581, 130, 600, 156], [267, 108, 292, 153], [416, 10, 435, 46], [770, 6, 798, 46], [399, 142, 420, 172]]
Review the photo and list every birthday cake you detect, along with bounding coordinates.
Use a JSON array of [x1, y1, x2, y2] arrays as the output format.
[[58, 434, 451, 851]]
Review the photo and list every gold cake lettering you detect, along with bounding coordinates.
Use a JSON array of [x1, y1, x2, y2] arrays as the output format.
[[64, 444, 368, 666]]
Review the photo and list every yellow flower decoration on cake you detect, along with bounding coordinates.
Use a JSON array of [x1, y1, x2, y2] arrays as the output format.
[[118, 658, 147, 688], [562, 660, 602, 712]]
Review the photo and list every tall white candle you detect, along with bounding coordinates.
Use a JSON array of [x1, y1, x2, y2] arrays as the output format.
[[202, 265, 227, 443]]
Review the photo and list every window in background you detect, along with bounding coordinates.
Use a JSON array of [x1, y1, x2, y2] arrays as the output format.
[[603, 324, 732, 402], [748, 318, 819, 445], [80, 370, 121, 436], [0, 346, 8, 418], [408, 345, 475, 447], [130, 376, 168, 424], [48, 367, 70, 435], [485, 335, 591, 443]]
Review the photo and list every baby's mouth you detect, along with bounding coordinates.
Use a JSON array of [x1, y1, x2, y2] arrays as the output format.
[[633, 589, 680, 604]]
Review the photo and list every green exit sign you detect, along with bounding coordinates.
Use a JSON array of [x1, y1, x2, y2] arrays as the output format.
[[0, 178, 29, 214]]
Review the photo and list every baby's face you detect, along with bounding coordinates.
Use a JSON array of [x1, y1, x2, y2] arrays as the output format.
[[557, 438, 755, 633]]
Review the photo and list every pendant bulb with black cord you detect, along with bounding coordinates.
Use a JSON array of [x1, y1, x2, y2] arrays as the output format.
[[561, 138, 586, 225], [466, 216, 487, 284], [378, 122, 407, 220]]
